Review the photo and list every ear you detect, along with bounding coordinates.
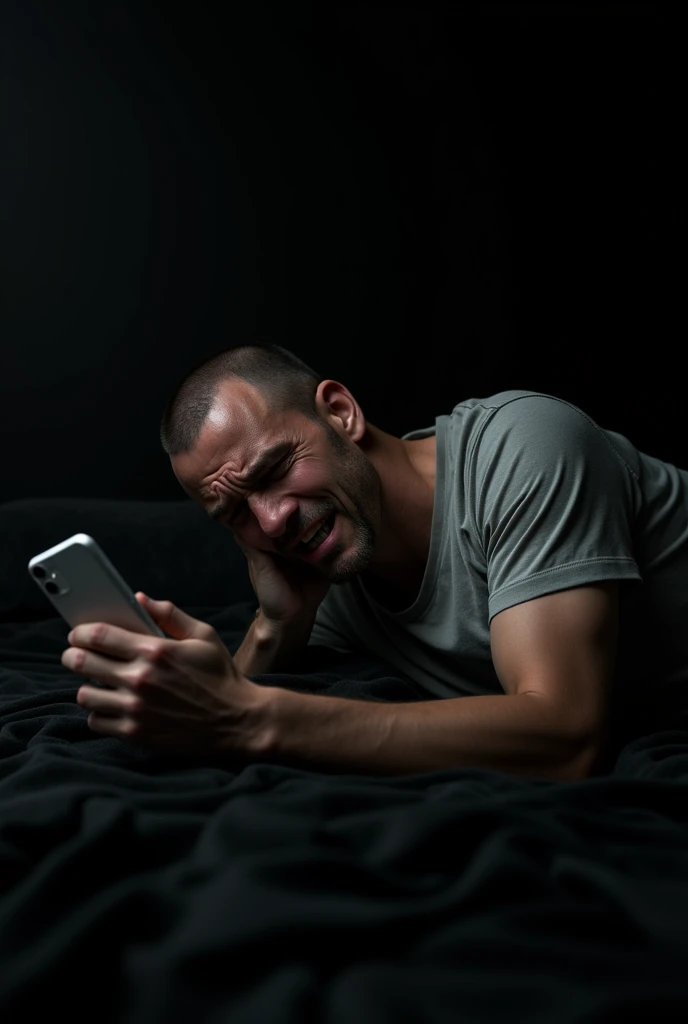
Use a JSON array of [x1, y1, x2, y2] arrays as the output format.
[[315, 380, 366, 443]]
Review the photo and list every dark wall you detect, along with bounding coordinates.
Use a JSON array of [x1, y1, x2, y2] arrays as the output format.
[[2, 2, 681, 501]]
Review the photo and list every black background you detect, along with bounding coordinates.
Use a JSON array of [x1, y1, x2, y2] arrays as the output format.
[[2, 1, 682, 502]]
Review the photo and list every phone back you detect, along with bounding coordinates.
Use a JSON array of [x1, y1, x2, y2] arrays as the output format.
[[28, 533, 164, 637]]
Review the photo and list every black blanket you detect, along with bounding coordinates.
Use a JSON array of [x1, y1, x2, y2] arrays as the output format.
[[2, 500, 688, 1021]]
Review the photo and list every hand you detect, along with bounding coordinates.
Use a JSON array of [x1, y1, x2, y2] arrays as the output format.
[[235, 537, 330, 629], [61, 593, 268, 758]]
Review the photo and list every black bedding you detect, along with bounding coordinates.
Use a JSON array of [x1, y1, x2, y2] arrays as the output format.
[[2, 499, 688, 1022]]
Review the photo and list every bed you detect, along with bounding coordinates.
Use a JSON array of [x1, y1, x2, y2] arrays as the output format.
[[1, 497, 688, 1022]]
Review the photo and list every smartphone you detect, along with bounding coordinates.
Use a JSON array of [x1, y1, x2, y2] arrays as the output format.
[[27, 533, 165, 638]]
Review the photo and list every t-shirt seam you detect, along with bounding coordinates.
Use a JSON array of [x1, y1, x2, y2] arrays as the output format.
[[464, 392, 641, 496], [461, 393, 641, 558], [490, 555, 639, 599]]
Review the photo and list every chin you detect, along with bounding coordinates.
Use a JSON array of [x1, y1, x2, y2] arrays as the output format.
[[322, 541, 374, 585]]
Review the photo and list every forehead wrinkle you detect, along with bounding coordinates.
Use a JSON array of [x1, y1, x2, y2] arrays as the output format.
[[205, 439, 282, 492], [202, 458, 248, 503], [202, 439, 293, 518], [203, 465, 246, 522]]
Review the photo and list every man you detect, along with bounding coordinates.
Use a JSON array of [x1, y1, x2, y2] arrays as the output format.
[[62, 344, 688, 779]]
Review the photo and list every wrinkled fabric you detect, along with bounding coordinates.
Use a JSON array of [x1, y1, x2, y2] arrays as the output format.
[[1, 611, 688, 1023]]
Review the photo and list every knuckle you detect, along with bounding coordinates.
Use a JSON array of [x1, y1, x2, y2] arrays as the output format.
[[142, 641, 167, 664], [122, 719, 140, 738], [126, 695, 144, 715], [128, 665, 153, 688], [89, 623, 107, 645], [71, 648, 87, 671]]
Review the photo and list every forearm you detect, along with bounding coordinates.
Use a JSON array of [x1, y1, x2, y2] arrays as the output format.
[[254, 687, 599, 780], [232, 611, 312, 676]]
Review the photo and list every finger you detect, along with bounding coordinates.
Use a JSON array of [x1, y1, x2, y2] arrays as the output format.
[[85, 711, 137, 737], [67, 621, 152, 660], [62, 646, 125, 687], [77, 684, 136, 715], [135, 593, 214, 642], [232, 537, 271, 568], [232, 534, 249, 555]]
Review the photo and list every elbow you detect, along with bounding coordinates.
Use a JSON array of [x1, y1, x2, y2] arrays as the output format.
[[561, 731, 606, 780], [566, 707, 610, 780], [525, 692, 605, 780]]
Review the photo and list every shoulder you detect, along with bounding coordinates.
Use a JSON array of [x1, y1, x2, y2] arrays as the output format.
[[446, 392, 640, 502], [451, 390, 595, 428], [445, 390, 604, 460]]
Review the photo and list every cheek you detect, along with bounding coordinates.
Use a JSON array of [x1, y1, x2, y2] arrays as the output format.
[[288, 458, 330, 490]]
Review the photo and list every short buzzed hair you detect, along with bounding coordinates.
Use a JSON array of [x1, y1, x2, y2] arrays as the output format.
[[159, 343, 322, 456]]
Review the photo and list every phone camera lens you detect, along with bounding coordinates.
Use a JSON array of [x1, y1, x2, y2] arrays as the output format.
[[32, 565, 46, 579], [45, 581, 59, 595]]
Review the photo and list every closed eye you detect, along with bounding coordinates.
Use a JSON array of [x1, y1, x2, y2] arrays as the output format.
[[225, 455, 294, 526], [266, 455, 293, 480]]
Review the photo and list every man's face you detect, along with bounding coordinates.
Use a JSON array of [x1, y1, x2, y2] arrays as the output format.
[[171, 380, 381, 583]]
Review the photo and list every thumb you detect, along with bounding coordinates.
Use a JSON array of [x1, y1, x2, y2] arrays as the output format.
[[136, 592, 207, 641]]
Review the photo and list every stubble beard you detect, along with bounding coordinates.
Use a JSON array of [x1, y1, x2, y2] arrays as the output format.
[[312, 426, 380, 585]]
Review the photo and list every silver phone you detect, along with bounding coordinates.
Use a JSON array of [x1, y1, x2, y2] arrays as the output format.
[[27, 533, 165, 637]]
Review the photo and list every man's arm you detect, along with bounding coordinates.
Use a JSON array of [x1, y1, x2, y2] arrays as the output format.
[[248, 582, 617, 780], [231, 540, 331, 676], [233, 610, 314, 675]]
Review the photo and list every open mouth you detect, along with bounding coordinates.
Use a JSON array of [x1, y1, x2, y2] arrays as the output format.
[[296, 513, 336, 554]]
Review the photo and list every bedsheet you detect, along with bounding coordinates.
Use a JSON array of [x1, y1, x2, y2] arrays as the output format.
[[2, 608, 688, 1022]]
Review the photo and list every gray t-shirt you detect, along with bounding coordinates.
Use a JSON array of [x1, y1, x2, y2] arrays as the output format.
[[310, 391, 688, 737]]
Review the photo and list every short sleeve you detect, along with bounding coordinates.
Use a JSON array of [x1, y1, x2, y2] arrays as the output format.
[[471, 396, 642, 622]]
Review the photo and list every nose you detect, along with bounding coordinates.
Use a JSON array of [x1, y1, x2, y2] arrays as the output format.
[[247, 492, 299, 540]]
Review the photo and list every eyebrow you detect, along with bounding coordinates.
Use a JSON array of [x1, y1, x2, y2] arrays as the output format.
[[207, 441, 293, 521]]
